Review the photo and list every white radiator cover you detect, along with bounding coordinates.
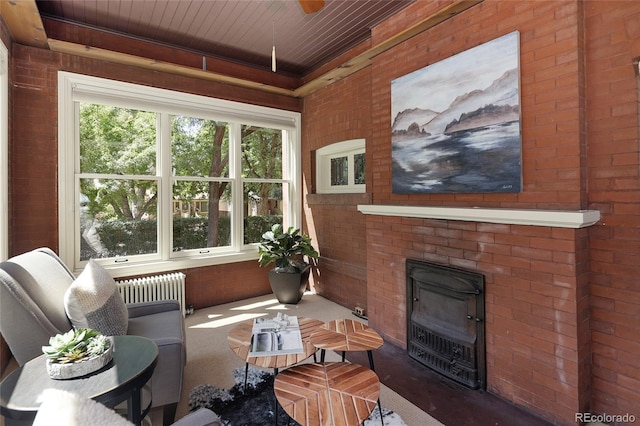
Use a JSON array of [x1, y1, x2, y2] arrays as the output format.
[[116, 272, 186, 317]]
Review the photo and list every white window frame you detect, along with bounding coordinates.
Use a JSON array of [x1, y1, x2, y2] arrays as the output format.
[[316, 139, 365, 194], [58, 72, 301, 277], [0, 40, 8, 261]]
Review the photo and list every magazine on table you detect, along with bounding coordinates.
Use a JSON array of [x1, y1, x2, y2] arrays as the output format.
[[249, 313, 303, 356]]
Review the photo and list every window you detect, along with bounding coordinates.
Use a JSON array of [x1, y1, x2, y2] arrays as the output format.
[[58, 72, 301, 276], [316, 139, 365, 194]]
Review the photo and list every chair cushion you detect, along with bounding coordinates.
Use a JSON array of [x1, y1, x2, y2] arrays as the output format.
[[64, 260, 128, 335], [34, 389, 134, 426], [127, 308, 186, 406]]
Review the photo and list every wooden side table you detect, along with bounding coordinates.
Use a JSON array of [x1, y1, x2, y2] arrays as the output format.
[[227, 316, 324, 426], [274, 362, 380, 426], [227, 316, 324, 390], [0, 335, 158, 426], [309, 318, 384, 369], [228, 316, 324, 369], [310, 318, 385, 425]]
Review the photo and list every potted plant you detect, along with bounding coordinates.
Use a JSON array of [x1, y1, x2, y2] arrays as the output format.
[[42, 328, 112, 379], [258, 224, 319, 304]]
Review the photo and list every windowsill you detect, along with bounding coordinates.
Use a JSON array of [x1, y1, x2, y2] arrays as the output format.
[[357, 205, 601, 228], [85, 250, 259, 278]]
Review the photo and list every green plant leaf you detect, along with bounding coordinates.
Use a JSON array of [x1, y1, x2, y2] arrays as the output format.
[[42, 328, 109, 363], [257, 224, 318, 271]]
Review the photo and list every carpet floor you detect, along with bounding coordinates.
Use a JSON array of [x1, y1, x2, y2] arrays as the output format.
[[170, 292, 443, 426]]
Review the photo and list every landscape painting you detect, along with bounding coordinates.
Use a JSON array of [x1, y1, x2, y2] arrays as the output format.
[[391, 31, 522, 194]]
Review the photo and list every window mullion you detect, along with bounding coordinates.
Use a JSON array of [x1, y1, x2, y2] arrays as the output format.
[[230, 123, 243, 250], [72, 101, 82, 264], [284, 128, 300, 229], [159, 112, 172, 260], [348, 154, 355, 186]]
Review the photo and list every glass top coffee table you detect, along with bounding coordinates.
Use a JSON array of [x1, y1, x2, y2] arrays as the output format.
[[0, 335, 158, 426]]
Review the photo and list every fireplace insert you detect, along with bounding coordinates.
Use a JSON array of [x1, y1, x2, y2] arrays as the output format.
[[406, 259, 486, 389]]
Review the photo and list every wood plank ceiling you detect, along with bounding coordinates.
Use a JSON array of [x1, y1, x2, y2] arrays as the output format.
[[35, 0, 415, 76], [2, 0, 484, 97]]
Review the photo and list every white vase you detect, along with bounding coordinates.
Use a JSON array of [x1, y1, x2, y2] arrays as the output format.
[[46, 344, 113, 380]]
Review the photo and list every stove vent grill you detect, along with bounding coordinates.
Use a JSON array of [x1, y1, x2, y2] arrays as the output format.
[[406, 259, 485, 389]]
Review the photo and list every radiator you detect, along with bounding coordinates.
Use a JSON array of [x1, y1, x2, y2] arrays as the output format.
[[116, 272, 186, 317]]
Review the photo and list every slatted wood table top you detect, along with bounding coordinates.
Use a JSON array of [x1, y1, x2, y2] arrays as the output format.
[[274, 362, 380, 426], [309, 318, 384, 353], [227, 316, 324, 369]]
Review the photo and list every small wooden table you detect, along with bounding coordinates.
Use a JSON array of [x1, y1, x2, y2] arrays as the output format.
[[228, 316, 324, 369], [227, 316, 324, 387], [309, 319, 384, 369], [0, 335, 158, 426], [274, 362, 380, 426]]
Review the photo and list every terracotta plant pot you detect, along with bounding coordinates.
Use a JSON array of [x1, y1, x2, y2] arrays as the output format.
[[268, 265, 311, 304]]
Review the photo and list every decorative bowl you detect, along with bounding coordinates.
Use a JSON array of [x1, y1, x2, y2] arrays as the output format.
[[46, 343, 113, 380]]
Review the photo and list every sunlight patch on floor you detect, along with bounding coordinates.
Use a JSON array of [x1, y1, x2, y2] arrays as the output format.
[[189, 312, 267, 329], [266, 304, 296, 311], [189, 291, 320, 328], [230, 298, 280, 311]]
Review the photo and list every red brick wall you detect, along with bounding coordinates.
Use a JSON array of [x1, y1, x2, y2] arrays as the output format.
[[181, 261, 272, 309], [302, 67, 374, 313], [372, 0, 587, 209], [303, 0, 639, 424], [363, 2, 593, 421], [584, 0, 640, 417], [305, 193, 370, 312], [11, 46, 59, 254]]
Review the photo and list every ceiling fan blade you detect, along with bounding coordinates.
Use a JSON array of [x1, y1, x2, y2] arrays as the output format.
[[299, 0, 325, 14]]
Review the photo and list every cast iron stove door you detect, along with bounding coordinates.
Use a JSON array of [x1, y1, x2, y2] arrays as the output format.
[[406, 260, 485, 389]]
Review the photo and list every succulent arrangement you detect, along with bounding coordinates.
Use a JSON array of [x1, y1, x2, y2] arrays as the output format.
[[42, 328, 111, 364]]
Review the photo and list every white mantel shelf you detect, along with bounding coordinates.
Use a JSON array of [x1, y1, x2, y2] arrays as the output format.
[[357, 205, 601, 228]]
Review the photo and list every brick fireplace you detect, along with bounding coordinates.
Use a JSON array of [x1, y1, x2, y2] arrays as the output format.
[[358, 205, 599, 425]]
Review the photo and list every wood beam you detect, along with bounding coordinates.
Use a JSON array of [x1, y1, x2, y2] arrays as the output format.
[[293, 0, 483, 97], [0, 0, 48, 48], [47, 39, 297, 98]]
